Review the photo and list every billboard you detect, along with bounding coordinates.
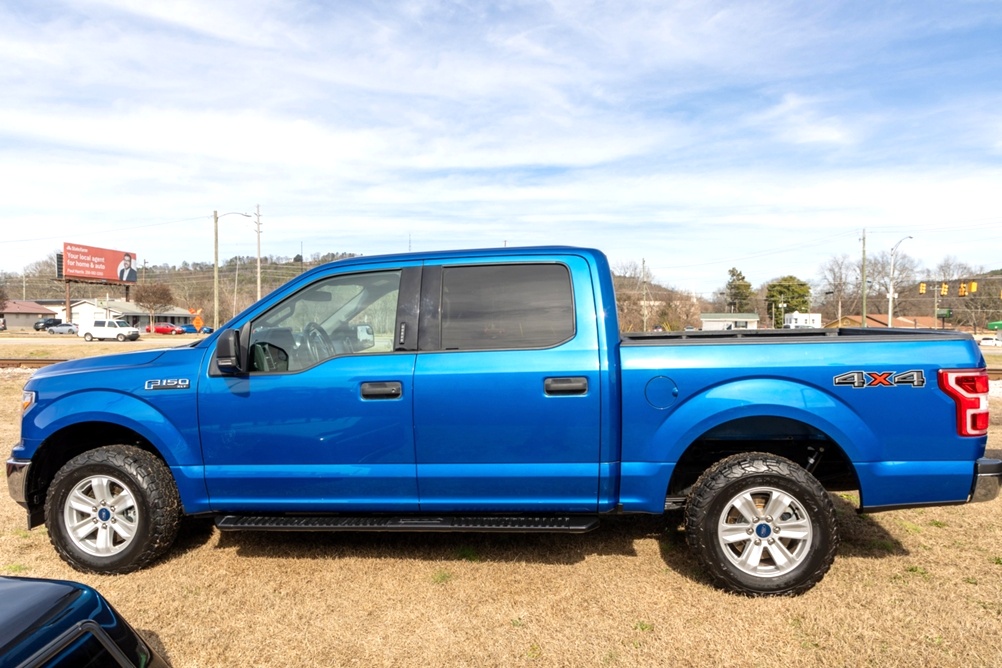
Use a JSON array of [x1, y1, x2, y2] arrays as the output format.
[[63, 243, 138, 283]]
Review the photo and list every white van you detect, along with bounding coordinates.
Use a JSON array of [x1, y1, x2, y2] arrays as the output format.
[[78, 319, 141, 342]]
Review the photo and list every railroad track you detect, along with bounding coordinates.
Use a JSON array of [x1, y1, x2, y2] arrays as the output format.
[[0, 358, 69, 369], [2, 356, 1002, 380]]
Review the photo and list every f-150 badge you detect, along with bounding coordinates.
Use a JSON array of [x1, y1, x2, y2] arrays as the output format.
[[144, 378, 191, 390]]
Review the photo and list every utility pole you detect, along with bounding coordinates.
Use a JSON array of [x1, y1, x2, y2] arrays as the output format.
[[860, 229, 867, 327], [214, 209, 251, 331], [641, 258, 649, 331], [233, 259, 239, 316], [213, 210, 219, 331], [254, 204, 263, 301]]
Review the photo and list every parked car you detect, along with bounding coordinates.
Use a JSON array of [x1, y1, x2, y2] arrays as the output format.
[[78, 320, 141, 342], [146, 322, 185, 335], [978, 336, 1000, 347], [200, 326, 214, 334], [33, 317, 62, 331], [47, 322, 79, 335], [180, 323, 198, 334], [0, 575, 169, 667]]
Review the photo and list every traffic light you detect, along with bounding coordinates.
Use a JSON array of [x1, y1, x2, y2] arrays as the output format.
[[940, 283, 949, 296], [959, 283, 968, 297], [919, 282, 926, 294], [970, 281, 978, 293]]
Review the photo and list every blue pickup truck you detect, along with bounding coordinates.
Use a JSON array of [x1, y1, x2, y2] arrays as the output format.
[[7, 247, 1001, 595]]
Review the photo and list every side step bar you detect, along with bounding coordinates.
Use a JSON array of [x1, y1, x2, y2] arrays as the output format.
[[215, 514, 600, 533]]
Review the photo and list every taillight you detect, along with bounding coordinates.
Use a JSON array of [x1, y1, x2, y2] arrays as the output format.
[[938, 369, 990, 437]]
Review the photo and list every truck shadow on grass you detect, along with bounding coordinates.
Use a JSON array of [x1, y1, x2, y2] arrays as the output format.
[[175, 494, 904, 582]]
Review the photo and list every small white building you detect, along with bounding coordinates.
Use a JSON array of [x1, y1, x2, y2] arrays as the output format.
[[783, 311, 822, 329], [699, 313, 760, 331], [49, 299, 193, 330]]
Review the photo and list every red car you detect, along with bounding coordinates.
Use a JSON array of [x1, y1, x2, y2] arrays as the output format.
[[146, 322, 185, 335]]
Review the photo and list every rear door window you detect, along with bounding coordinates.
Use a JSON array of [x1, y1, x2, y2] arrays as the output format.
[[439, 264, 574, 351]]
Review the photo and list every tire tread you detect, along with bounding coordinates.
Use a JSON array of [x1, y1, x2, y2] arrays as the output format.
[[684, 452, 839, 596], [45, 445, 181, 574]]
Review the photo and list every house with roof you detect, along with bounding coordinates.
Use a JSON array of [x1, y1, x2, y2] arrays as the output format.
[[699, 312, 760, 331], [0, 300, 57, 330]]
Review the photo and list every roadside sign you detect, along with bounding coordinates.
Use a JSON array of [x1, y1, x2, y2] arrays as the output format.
[[193, 316, 204, 329]]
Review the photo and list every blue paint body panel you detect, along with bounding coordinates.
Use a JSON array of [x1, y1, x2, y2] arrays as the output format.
[[10, 246, 990, 524]]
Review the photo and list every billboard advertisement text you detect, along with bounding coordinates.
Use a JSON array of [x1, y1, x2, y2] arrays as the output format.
[[63, 243, 138, 283]]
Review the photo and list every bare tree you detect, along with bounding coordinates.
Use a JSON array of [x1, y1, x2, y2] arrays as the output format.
[[612, 261, 705, 332], [816, 254, 858, 323], [865, 250, 921, 316], [933, 256, 977, 281], [133, 283, 176, 325]]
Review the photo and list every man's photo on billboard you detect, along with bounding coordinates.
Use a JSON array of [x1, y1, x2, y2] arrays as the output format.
[[118, 253, 137, 282]]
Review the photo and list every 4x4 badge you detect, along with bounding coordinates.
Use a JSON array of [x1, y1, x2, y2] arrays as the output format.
[[833, 370, 925, 388]]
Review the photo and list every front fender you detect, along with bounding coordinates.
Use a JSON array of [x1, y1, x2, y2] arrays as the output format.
[[27, 390, 199, 467]]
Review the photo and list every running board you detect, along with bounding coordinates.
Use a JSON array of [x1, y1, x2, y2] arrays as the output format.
[[215, 514, 600, 533]]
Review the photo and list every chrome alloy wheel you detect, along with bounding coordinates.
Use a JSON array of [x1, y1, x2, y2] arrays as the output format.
[[716, 486, 814, 578], [62, 474, 139, 557]]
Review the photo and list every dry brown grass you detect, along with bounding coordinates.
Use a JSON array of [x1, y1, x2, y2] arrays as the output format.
[[1, 337, 1000, 667]]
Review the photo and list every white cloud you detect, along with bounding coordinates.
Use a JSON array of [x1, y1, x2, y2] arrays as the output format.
[[1, 0, 1001, 297]]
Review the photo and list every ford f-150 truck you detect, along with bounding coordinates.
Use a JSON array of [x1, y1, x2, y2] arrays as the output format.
[[7, 247, 1001, 595]]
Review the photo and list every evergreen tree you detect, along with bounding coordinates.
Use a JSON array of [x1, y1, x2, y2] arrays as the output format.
[[725, 268, 754, 312]]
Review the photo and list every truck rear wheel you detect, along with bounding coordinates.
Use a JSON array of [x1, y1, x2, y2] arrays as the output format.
[[684, 453, 838, 596], [83, 333, 93, 341], [45, 445, 181, 574]]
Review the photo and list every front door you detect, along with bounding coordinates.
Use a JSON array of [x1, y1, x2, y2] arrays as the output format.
[[198, 268, 419, 512]]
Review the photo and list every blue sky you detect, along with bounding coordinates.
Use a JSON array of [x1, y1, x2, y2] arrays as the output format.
[[2, 1, 1001, 296]]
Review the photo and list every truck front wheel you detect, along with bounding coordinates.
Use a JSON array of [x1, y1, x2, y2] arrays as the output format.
[[45, 445, 181, 574], [684, 453, 838, 596]]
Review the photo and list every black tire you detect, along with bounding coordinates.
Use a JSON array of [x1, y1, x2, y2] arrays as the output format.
[[84, 332, 93, 341], [117, 333, 126, 342], [45, 445, 182, 574], [684, 453, 838, 596]]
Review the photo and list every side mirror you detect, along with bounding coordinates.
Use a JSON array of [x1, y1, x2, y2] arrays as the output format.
[[355, 324, 375, 350], [215, 329, 243, 373]]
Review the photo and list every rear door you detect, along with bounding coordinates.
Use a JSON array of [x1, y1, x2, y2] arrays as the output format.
[[413, 256, 603, 511]]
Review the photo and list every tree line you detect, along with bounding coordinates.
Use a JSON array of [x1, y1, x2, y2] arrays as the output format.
[[3, 248, 1001, 333], [616, 250, 1002, 332]]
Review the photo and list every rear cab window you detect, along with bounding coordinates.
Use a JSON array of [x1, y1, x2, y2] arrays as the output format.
[[438, 263, 575, 351]]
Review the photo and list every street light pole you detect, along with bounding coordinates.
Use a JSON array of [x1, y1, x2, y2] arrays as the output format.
[[254, 204, 263, 301], [213, 210, 251, 331], [887, 235, 913, 327]]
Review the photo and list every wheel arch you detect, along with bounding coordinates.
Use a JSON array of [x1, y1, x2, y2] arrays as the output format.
[[653, 378, 874, 500], [23, 392, 205, 525]]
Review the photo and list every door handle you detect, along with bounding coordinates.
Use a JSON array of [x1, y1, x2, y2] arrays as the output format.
[[360, 381, 403, 399], [544, 377, 588, 396]]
